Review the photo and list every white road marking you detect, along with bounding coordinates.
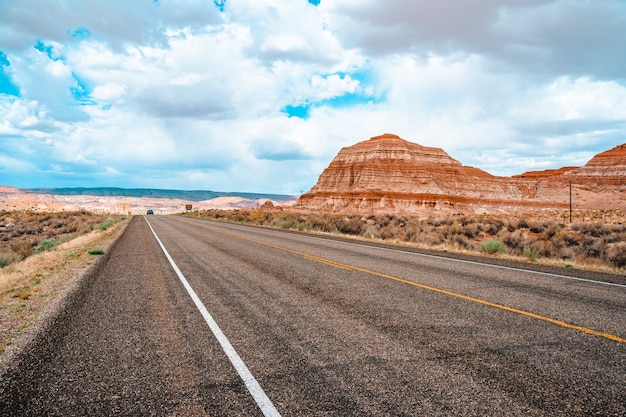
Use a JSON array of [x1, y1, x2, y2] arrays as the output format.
[[145, 217, 281, 417]]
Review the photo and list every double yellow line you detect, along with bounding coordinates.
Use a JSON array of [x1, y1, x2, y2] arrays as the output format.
[[220, 230, 626, 344]]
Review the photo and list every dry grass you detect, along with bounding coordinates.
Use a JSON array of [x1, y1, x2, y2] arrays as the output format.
[[182, 209, 626, 275], [0, 213, 127, 356], [0, 210, 121, 267]]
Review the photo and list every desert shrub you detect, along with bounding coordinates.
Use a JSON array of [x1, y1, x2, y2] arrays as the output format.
[[402, 222, 422, 242], [557, 230, 580, 247], [484, 219, 504, 236], [581, 237, 604, 258], [299, 214, 330, 232], [81, 223, 94, 234], [422, 233, 444, 246], [10, 240, 33, 261], [49, 218, 66, 229], [35, 239, 57, 253], [448, 220, 462, 235], [578, 222, 609, 238], [380, 223, 403, 240], [460, 217, 475, 227], [528, 221, 545, 234], [427, 217, 452, 227], [373, 214, 394, 228], [463, 223, 480, 239], [98, 220, 114, 231], [532, 239, 554, 257], [573, 222, 611, 238], [361, 222, 380, 238], [454, 235, 471, 249], [336, 216, 364, 235], [523, 247, 539, 261], [605, 242, 626, 268], [0, 253, 12, 268], [556, 246, 576, 260], [544, 222, 562, 239], [249, 212, 267, 223], [502, 230, 524, 251], [228, 210, 246, 223], [481, 239, 507, 255], [278, 219, 295, 229], [604, 230, 625, 244]]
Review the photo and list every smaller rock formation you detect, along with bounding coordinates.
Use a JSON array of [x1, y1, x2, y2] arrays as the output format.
[[565, 144, 626, 190]]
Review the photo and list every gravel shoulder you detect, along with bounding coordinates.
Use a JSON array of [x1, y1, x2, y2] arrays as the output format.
[[0, 216, 129, 367]]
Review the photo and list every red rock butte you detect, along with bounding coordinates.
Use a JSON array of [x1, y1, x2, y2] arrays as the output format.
[[296, 133, 626, 215]]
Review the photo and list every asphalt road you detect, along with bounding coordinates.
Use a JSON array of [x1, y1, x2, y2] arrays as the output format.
[[1, 215, 624, 416]]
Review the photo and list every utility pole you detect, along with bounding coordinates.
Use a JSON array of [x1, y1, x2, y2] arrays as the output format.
[[569, 181, 572, 224]]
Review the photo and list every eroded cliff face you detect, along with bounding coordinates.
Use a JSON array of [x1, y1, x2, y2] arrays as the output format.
[[296, 134, 625, 215], [565, 144, 626, 190]]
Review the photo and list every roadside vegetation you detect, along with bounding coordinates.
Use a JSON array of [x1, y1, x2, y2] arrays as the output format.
[[0, 210, 126, 356], [0, 210, 121, 269], [182, 209, 626, 273]]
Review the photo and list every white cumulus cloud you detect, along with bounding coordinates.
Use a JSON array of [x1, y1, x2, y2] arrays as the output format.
[[0, 0, 624, 192]]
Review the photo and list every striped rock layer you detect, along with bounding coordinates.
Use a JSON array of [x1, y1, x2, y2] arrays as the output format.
[[296, 134, 626, 215]]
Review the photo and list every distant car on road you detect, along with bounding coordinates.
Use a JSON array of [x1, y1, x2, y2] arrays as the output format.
[[146, 209, 154, 215]]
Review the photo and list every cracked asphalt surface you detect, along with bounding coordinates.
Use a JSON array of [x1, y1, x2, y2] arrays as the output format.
[[1, 215, 624, 416]]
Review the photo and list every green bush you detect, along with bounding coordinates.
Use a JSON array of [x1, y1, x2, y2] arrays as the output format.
[[98, 220, 114, 231], [523, 247, 539, 261], [278, 220, 294, 229], [88, 249, 104, 255], [481, 239, 507, 255], [35, 239, 57, 253]]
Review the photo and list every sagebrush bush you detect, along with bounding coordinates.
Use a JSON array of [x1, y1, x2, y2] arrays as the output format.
[[454, 235, 471, 249], [98, 220, 114, 231], [10, 240, 33, 261], [336, 216, 364, 235], [523, 247, 539, 261], [35, 239, 57, 253], [605, 242, 626, 268], [481, 240, 507, 255]]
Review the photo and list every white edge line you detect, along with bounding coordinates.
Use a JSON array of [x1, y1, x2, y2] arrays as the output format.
[[145, 217, 281, 417]]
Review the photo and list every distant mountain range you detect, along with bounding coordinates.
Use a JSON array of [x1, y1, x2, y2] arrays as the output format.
[[23, 187, 294, 202]]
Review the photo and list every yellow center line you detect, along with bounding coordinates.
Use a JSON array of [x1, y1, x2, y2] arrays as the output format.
[[220, 230, 626, 344]]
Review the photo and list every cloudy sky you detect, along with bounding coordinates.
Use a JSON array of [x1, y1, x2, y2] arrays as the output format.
[[1, 0, 625, 195]]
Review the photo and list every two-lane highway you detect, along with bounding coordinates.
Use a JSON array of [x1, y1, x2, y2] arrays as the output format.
[[1, 215, 624, 416]]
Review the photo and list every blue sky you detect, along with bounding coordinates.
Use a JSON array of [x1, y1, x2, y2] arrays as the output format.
[[1, 0, 625, 195]]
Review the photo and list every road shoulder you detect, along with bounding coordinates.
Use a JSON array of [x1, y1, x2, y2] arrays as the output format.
[[0, 216, 130, 373]]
